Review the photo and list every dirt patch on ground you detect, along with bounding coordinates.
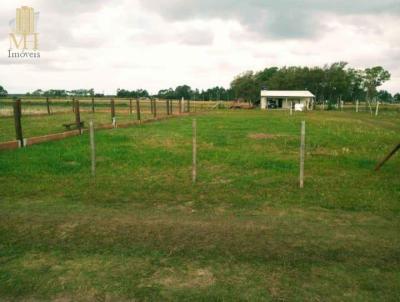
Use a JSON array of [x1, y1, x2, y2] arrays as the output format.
[[248, 133, 282, 140], [153, 266, 215, 289]]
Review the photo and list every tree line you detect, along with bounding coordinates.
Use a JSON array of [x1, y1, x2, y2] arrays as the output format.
[[230, 62, 399, 103], [1, 62, 399, 102]]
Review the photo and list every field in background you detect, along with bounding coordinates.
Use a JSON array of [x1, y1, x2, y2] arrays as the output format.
[[0, 110, 399, 301], [0, 98, 221, 143]]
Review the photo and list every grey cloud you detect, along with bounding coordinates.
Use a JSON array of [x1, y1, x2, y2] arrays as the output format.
[[38, 0, 112, 14], [138, 0, 400, 40], [178, 29, 214, 45]]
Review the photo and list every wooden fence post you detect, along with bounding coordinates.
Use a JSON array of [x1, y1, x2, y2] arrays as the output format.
[[299, 121, 305, 188], [192, 118, 197, 183], [356, 100, 359, 113], [89, 120, 96, 177], [72, 98, 75, 113], [110, 99, 115, 121], [170, 99, 173, 115], [13, 98, 24, 147], [136, 99, 141, 122], [150, 99, 154, 115], [166, 99, 169, 115], [74, 100, 82, 134], [153, 99, 157, 118], [91, 97, 95, 113], [46, 97, 51, 115], [187, 99, 190, 113], [179, 98, 182, 114], [129, 99, 133, 115]]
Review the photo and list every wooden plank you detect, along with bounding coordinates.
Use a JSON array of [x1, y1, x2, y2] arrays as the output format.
[[0, 140, 20, 151], [25, 130, 81, 146]]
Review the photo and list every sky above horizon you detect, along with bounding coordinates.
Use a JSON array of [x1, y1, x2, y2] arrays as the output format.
[[1, 0, 400, 95]]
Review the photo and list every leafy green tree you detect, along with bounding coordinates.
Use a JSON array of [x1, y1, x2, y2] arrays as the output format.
[[0, 85, 8, 97], [231, 71, 259, 103], [393, 93, 400, 103], [174, 85, 192, 100], [363, 66, 391, 100], [377, 90, 392, 103]]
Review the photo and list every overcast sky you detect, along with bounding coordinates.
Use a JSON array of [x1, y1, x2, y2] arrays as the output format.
[[1, 0, 399, 94]]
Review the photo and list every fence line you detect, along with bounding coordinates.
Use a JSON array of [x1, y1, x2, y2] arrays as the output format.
[[0, 98, 218, 151]]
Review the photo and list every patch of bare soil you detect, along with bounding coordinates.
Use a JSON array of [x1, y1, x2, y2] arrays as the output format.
[[153, 266, 215, 289]]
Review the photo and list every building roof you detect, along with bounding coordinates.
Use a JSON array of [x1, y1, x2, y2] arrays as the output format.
[[261, 90, 315, 98]]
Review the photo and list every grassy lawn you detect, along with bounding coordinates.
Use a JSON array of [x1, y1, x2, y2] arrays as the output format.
[[0, 98, 203, 142], [0, 110, 399, 301]]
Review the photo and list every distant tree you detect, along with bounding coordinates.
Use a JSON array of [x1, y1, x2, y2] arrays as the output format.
[[393, 93, 400, 103], [377, 90, 392, 103], [32, 89, 44, 96], [363, 66, 391, 101], [230, 71, 259, 103], [174, 85, 192, 100], [43, 90, 67, 97], [0, 85, 8, 97], [117, 88, 149, 98], [157, 88, 175, 99]]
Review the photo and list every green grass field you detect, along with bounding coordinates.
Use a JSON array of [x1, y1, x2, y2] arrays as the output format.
[[0, 110, 399, 301], [0, 98, 215, 143]]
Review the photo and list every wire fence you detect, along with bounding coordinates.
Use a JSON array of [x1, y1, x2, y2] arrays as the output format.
[[0, 97, 226, 147]]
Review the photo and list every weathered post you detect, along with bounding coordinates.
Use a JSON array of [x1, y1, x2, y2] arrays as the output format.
[[192, 118, 197, 183], [151, 99, 155, 115], [13, 98, 24, 147], [74, 100, 82, 134], [170, 99, 173, 115], [166, 99, 170, 115], [110, 99, 116, 121], [129, 99, 133, 115], [89, 120, 96, 177], [153, 98, 157, 118], [187, 98, 191, 113], [72, 98, 75, 113], [46, 97, 51, 115], [356, 100, 359, 113], [179, 98, 182, 114], [290, 102, 293, 116], [299, 121, 305, 188], [375, 101, 380, 116], [136, 99, 141, 122], [91, 97, 95, 113]]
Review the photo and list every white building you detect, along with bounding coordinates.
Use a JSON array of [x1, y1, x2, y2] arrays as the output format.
[[260, 90, 315, 110]]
